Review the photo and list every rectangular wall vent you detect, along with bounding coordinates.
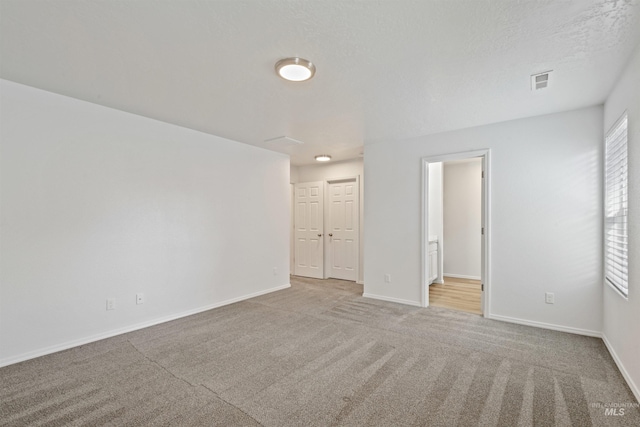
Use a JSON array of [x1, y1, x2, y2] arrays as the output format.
[[531, 71, 552, 91]]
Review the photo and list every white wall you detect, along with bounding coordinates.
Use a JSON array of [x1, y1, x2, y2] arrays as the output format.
[[364, 106, 603, 334], [292, 158, 364, 284], [0, 80, 290, 366], [290, 165, 299, 184], [443, 159, 482, 279], [289, 168, 298, 274], [294, 158, 363, 184], [603, 42, 640, 401], [427, 162, 443, 283]]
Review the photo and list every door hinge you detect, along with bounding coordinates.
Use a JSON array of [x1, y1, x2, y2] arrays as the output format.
[[481, 171, 484, 178], [481, 284, 484, 291], [481, 227, 484, 235]]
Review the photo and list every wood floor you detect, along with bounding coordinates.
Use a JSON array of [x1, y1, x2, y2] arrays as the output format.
[[429, 276, 482, 315]]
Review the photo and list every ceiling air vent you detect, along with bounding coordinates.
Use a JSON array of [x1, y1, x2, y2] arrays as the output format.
[[264, 136, 304, 146], [531, 71, 552, 91]]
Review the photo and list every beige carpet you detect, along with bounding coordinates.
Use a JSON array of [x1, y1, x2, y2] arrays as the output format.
[[1, 276, 638, 426]]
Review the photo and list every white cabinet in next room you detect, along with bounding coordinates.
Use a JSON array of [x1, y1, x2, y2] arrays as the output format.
[[428, 239, 438, 284]]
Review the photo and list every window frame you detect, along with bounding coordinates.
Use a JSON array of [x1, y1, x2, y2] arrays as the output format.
[[604, 111, 629, 298]]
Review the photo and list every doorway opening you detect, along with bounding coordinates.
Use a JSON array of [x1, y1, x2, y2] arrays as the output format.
[[422, 150, 490, 316]]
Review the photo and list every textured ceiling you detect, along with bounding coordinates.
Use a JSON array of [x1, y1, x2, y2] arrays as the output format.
[[1, 0, 639, 165]]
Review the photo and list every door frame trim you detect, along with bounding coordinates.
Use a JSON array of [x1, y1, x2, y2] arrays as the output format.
[[325, 175, 360, 282], [421, 149, 491, 316]]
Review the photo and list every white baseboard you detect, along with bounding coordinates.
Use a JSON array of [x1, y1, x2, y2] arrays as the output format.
[[486, 313, 602, 338], [443, 273, 482, 280], [362, 293, 421, 307], [602, 334, 640, 403], [0, 283, 291, 368]]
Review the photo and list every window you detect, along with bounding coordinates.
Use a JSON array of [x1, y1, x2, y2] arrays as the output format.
[[604, 112, 628, 296]]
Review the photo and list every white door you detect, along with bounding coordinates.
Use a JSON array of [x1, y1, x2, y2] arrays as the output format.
[[480, 157, 486, 315], [290, 183, 294, 275], [327, 180, 358, 281], [294, 182, 324, 278]]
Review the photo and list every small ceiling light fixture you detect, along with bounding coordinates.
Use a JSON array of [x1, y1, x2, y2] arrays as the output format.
[[315, 154, 331, 162], [276, 57, 316, 81]]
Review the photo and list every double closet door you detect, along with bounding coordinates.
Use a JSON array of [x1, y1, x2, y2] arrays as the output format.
[[294, 179, 358, 281]]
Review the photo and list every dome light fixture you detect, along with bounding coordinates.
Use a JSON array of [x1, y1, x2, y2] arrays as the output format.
[[315, 154, 331, 162], [275, 57, 316, 82]]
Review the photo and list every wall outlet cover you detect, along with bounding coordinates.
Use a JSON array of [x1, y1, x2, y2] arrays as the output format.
[[545, 292, 554, 304]]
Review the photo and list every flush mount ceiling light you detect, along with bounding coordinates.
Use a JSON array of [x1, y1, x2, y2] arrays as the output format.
[[315, 154, 331, 162], [275, 57, 316, 81]]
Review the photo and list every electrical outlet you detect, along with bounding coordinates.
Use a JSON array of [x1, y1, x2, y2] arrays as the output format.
[[136, 293, 144, 305], [384, 274, 391, 283], [106, 298, 115, 310], [545, 292, 554, 304]]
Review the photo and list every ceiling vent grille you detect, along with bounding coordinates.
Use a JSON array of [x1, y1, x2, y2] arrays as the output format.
[[264, 136, 304, 146], [531, 71, 552, 91]]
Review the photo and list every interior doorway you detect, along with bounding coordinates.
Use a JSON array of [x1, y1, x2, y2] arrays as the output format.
[[293, 177, 360, 282], [422, 150, 490, 316], [429, 158, 483, 314]]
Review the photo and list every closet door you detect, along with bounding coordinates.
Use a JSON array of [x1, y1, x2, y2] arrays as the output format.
[[294, 182, 324, 278], [327, 179, 358, 281]]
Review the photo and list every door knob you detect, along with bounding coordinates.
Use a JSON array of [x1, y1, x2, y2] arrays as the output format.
[[329, 233, 333, 237], [317, 234, 322, 237]]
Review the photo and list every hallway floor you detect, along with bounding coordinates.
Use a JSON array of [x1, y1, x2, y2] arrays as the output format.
[[429, 276, 482, 315]]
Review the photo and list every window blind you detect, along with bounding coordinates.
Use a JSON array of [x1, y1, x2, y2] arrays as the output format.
[[605, 113, 628, 296]]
